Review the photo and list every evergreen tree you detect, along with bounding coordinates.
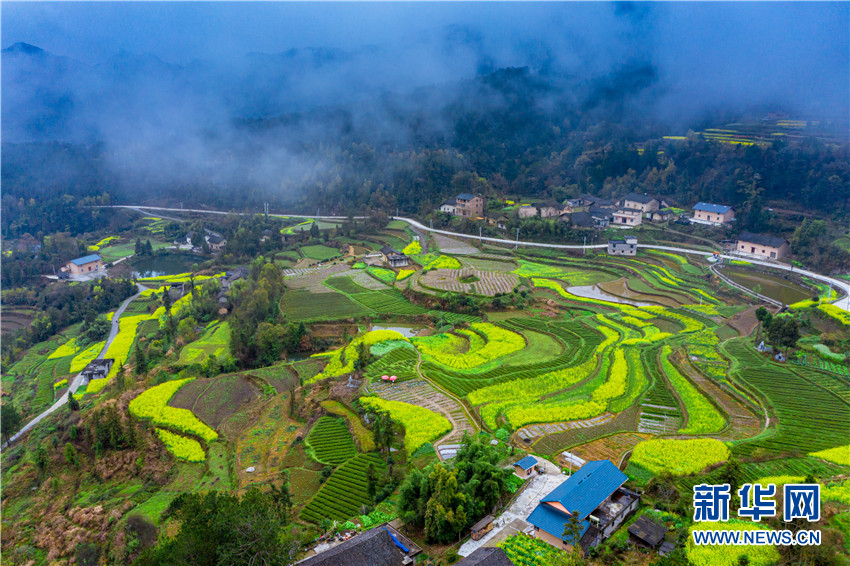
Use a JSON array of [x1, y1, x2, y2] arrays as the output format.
[[1, 402, 22, 443], [68, 390, 80, 411]]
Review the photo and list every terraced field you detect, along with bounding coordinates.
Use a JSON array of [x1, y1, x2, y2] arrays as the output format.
[[305, 416, 357, 465], [299, 453, 386, 523]]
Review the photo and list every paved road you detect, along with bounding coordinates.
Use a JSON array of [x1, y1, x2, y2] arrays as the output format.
[[5, 285, 147, 446], [96, 206, 850, 310]]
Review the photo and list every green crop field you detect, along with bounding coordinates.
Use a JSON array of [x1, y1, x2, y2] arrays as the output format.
[[178, 322, 231, 364], [300, 245, 341, 261], [305, 416, 357, 465], [299, 453, 386, 523]]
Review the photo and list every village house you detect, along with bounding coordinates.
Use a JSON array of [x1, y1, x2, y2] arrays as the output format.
[[619, 193, 662, 214], [206, 233, 226, 252], [607, 236, 638, 256], [612, 208, 642, 227], [518, 204, 538, 218], [456, 548, 514, 566], [455, 193, 484, 218], [735, 231, 790, 260], [469, 515, 495, 541], [691, 202, 735, 225], [526, 460, 640, 555], [440, 198, 458, 214], [296, 523, 421, 566], [649, 208, 675, 223], [63, 254, 104, 275], [628, 515, 674, 554], [380, 245, 409, 268], [514, 455, 538, 478], [81, 359, 113, 382]]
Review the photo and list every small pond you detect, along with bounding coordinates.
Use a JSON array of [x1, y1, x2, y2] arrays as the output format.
[[724, 267, 813, 305], [131, 254, 206, 278], [371, 324, 424, 338]]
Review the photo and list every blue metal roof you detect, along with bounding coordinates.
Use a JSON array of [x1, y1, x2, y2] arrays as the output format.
[[514, 456, 537, 471], [692, 202, 732, 213], [70, 254, 102, 266], [456, 193, 478, 200], [526, 503, 591, 542], [540, 460, 627, 520]]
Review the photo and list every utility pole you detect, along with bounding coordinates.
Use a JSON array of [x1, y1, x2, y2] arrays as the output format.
[[515, 227, 520, 249], [396, 207, 399, 219], [479, 226, 482, 245], [430, 219, 433, 230], [583, 235, 586, 255]]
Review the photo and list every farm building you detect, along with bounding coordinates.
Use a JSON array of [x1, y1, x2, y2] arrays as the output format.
[[296, 524, 420, 566], [440, 198, 458, 214], [81, 359, 113, 382], [63, 254, 104, 275], [691, 203, 735, 225], [607, 236, 638, 256], [619, 193, 662, 213], [612, 209, 642, 227], [628, 515, 667, 549], [735, 232, 790, 260], [456, 548, 514, 565], [514, 455, 538, 477], [206, 233, 226, 252], [469, 515, 495, 540], [518, 201, 566, 219], [526, 460, 640, 555], [380, 245, 409, 268], [649, 208, 675, 222], [455, 193, 484, 218]]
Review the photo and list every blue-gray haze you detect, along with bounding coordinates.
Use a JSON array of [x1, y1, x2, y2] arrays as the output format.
[[2, 2, 848, 193]]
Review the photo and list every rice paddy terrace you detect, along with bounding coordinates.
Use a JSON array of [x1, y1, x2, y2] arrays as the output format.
[[5, 220, 848, 544]]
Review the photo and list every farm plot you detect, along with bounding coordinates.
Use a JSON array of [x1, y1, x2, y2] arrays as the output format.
[[566, 432, 653, 467], [367, 379, 475, 447], [464, 256, 517, 272], [305, 416, 357, 465], [178, 322, 231, 365], [300, 245, 342, 261], [300, 453, 386, 523], [283, 264, 351, 292], [639, 348, 683, 435], [321, 400, 376, 452], [236, 395, 304, 487], [248, 363, 299, 393], [728, 340, 850, 456], [359, 397, 452, 454], [530, 405, 642, 457], [432, 233, 478, 254], [627, 438, 730, 482], [280, 289, 370, 321], [169, 373, 259, 431], [419, 268, 518, 296], [660, 346, 726, 434]]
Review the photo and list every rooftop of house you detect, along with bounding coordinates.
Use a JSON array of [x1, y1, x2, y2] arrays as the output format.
[[442, 198, 458, 206], [470, 515, 495, 531], [380, 245, 402, 256], [737, 231, 788, 248], [628, 515, 667, 548], [622, 192, 657, 204], [69, 254, 102, 266], [455, 547, 515, 566], [693, 202, 732, 213], [207, 234, 225, 244], [296, 526, 410, 566], [527, 460, 628, 542], [514, 455, 537, 471], [456, 193, 479, 201]]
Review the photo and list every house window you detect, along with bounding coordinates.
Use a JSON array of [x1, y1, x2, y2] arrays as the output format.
[[751, 247, 755, 253], [770, 251, 776, 258]]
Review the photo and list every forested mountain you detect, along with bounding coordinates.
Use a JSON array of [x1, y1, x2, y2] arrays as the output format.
[[2, 44, 848, 239]]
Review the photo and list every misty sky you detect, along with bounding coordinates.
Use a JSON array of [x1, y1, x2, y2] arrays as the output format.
[[4, 2, 848, 98]]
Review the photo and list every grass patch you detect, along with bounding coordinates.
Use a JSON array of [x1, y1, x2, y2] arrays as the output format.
[[300, 245, 341, 261]]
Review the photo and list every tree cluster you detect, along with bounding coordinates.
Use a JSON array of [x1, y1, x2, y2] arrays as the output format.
[[396, 435, 512, 542]]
